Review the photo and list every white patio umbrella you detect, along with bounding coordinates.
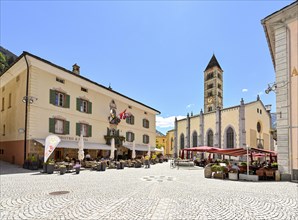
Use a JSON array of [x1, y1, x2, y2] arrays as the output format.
[[161, 147, 164, 156], [132, 141, 136, 159], [110, 138, 115, 160], [78, 134, 85, 161], [147, 144, 151, 157]]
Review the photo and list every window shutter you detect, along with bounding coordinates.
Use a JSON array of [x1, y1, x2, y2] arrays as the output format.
[[76, 98, 81, 111], [88, 125, 92, 137], [65, 94, 70, 108], [143, 119, 145, 127], [143, 135, 145, 143], [88, 101, 92, 114], [64, 120, 70, 135], [132, 133, 135, 142], [147, 120, 149, 128], [49, 90, 56, 105], [76, 123, 80, 136], [126, 132, 129, 141], [49, 118, 55, 133], [131, 116, 134, 125]]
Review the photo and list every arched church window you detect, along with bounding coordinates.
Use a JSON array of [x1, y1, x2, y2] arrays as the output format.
[[207, 130, 213, 147], [192, 131, 198, 147], [227, 127, 234, 148], [257, 122, 261, 133], [180, 134, 185, 149]]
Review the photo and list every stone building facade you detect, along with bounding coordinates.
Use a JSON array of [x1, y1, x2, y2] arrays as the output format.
[[262, 1, 298, 181], [175, 55, 273, 157], [0, 52, 160, 165]]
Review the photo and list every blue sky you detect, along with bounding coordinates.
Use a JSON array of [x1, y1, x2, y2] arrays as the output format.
[[1, 1, 293, 135]]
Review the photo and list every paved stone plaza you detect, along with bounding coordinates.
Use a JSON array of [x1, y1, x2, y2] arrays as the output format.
[[0, 161, 297, 220]]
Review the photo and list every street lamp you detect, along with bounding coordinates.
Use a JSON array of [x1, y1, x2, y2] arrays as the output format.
[[22, 96, 38, 104]]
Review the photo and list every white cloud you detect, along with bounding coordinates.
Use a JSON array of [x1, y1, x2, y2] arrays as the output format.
[[186, 103, 194, 109], [242, 89, 248, 92], [258, 91, 264, 96], [156, 115, 186, 128]]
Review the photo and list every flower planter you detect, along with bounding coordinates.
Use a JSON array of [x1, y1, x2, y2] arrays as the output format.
[[213, 172, 225, 179], [29, 161, 39, 170], [239, 174, 259, 181], [23, 160, 30, 169], [228, 172, 238, 181], [101, 163, 107, 171], [47, 164, 54, 174], [43, 164, 48, 173], [97, 163, 102, 171], [60, 167, 67, 175]]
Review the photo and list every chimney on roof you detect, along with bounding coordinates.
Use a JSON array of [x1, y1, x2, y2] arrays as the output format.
[[72, 63, 80, 75]]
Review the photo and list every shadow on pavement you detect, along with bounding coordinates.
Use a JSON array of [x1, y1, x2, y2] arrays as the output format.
[[0, 160, 41, 175]]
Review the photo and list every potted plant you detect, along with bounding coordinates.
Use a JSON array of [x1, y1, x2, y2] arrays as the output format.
[[59, 164, 67, 175], [271, 162, 278, 169], [47, 159, 55, 174], [29, 155, 39, 170], [101, 161, 107, 171], [212, 165, 225, 179], [23, 158, 30, 169], [228, 169, 239, 180], [238, 162, 247, 173]]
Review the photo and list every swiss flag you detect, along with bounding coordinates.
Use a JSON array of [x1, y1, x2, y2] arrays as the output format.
[[119, 109, 127, 120]]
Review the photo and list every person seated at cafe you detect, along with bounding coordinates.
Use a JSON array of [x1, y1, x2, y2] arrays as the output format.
[[85, 152, 91, 161], [65, 154, 70, 162]]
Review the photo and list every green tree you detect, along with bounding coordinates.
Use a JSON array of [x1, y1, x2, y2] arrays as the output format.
[[0, 52, 8, 73]]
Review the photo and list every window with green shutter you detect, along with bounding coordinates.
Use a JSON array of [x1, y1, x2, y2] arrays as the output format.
[[143, 119, 149, 128], [76, 98, 81, 111], [64, 121, 70, 135], [126, 132, 134, 142], [49, 90, 56, 105], [88, 102, 92, 114], [49, 118, 55, 133], [143, 134, 149, 144], [65, 94, 70, 108], [126, 115, 134, 125], [49, 89, 70, 108], [88, 125, 92, 137], [76, 123, 80, 136], [77, 98, 92, 114]]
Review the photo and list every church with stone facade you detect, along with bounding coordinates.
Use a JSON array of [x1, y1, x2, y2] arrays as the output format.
[[174, 55, 273, 156]]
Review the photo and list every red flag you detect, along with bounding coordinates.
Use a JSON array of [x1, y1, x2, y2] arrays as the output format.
[[119, 109, 127, 120]]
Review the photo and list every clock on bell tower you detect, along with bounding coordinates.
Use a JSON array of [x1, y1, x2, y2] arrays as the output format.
[[203, 54, 223, 113]]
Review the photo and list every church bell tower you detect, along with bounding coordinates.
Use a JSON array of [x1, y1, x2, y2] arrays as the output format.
[[204, 54, 223, 113]]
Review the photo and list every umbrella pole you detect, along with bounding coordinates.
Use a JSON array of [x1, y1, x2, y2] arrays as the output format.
[[247, 145, 249, 176]]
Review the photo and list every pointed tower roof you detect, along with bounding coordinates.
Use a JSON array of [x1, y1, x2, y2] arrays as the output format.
[[204, 54, 222, 71]]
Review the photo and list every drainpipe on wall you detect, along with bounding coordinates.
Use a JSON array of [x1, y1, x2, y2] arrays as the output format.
[[281, 20, 293, 180], [24, 55, 30, 163]]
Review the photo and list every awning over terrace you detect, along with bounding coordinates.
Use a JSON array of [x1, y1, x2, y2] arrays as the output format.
[[181, 146, 277, 158], [123, 142, 155, 152], [35, 139, 111, 150]]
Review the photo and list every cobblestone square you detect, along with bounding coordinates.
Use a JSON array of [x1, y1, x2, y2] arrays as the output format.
[[1, 161, 297, 220]]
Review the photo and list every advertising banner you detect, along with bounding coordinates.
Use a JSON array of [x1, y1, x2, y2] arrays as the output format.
[[44, 135, 61, 162]]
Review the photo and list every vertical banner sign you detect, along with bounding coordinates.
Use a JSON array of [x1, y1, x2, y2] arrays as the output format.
[[44, 135, 61, 163]]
